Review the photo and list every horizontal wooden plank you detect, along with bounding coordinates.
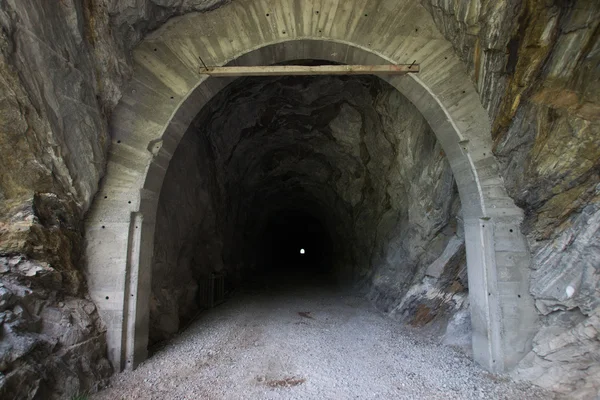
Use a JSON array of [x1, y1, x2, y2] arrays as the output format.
[[199, 64, 419, 76]]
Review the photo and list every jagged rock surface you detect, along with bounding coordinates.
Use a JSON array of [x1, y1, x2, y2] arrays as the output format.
[[0, 1, 225, 398], [0, 194, 112, 398], [423, 0, 600, 396], [0, 254, 111, 399]]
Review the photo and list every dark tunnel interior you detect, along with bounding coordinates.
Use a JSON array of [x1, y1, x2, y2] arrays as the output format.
[[258, 208, 333, 279], [148, 63, 463, 345]]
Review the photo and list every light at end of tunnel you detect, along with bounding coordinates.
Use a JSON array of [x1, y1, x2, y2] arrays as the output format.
[[300, 248, 305, 255]]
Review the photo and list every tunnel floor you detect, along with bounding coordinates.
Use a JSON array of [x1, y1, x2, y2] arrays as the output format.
[[93, 277, 551, 400]]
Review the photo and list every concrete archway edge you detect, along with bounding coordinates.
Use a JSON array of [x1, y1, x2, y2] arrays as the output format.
[[84, 0, 538, 374]]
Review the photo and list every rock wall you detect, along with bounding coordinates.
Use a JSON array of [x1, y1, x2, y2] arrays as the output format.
[[0, 0, 225, 398], [0, 195, 111, 399], [151, 130, 223, 344], [423, 0, 600, 397]]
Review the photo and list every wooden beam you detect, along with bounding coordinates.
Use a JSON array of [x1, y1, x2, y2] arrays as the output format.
[[199, 64, 419, 76]]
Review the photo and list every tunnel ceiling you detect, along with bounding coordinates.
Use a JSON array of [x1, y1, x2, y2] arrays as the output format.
[[150, 70, 462, 343]]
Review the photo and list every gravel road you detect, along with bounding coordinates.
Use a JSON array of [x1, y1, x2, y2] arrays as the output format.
[[92, 278, 553, 400]]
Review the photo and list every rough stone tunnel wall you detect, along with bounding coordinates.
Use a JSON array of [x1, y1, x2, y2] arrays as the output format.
[[0, 0, 598, 398], [150, 74, 466, 344], [150, 130, 223, 345]]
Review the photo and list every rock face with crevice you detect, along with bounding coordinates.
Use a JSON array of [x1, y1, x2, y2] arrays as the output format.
[[0, 195, 111, 399], [423, 0, 600, 396]]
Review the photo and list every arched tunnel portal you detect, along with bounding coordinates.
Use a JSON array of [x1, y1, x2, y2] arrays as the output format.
[[84, 0, 538, 376]]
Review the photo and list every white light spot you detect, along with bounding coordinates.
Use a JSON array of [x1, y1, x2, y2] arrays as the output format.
[[566, 286, 575, 298], [300, 248, 305, 255]]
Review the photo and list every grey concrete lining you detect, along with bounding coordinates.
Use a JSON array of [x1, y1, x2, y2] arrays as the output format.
[[84, 0, 538, 375]]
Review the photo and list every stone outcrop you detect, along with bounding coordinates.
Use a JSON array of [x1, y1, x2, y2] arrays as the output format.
[[0, 194, 112, 398], [0, 268, 111, 398], [423, 0, 600, 396], [0, 253, 111, 399]]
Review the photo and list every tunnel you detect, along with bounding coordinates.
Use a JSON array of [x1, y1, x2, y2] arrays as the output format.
[[148, 70, 463, 346], [85, 6, 539, 374], [257, 208, 333, 280]]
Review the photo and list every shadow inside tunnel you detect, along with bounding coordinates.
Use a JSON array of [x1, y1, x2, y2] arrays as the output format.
[[242, 208, 340, 293]]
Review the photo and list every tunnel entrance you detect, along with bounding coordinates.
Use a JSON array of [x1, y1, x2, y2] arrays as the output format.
[[86, 9, 539, 372], [149, 69, 466, 349]]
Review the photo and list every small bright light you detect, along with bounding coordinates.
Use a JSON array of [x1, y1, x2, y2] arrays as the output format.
[[300, 248, 305, 255]]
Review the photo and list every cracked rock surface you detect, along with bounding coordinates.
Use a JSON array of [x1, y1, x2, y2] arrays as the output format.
[[424, 0, 600, 396]]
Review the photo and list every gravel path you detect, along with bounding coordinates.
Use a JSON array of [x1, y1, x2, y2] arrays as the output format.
[[92, 279, 553, 400]]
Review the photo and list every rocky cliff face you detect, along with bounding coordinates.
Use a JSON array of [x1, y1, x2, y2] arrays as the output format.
[[0, 0, 224, 398], [0, 195, 111, 398], [423, 0, 600, 397]]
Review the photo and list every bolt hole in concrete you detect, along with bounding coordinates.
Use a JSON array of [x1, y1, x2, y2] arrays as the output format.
[[93, 65, 552, 400]]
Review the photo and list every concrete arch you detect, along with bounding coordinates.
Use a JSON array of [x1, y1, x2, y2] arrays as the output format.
[[85, 0, 537, 374]]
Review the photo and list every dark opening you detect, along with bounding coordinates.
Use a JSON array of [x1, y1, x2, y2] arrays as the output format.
[[149, 61, 463, 347], [258, 208, 333, 280]]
